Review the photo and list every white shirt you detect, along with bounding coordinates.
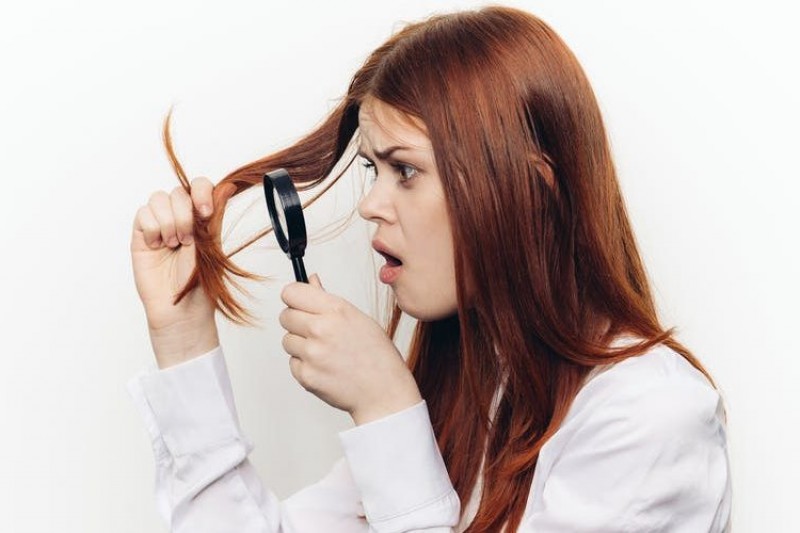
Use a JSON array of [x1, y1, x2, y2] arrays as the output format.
[[127, 341, 731, 532]]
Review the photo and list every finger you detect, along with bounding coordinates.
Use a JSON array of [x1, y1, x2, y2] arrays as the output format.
[[278, 307, 315, 338], [281, 282, 339, 314], [288, 356, 309, 391], [190, 176, 214, 218], [309, 273, 325, 290], [148, 191, 180, 248], [134, 205, 164, 249], [170, 186, 194, 245], [281, 332, 306, 358]]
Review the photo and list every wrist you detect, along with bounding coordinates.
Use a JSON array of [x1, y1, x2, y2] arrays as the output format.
[[351, 385, 423, 426], [148, 319, 220, 369]]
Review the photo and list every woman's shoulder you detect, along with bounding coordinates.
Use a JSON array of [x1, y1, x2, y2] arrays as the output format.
[[543, 336, 727, 463], [527, 338, 731, 529], [573, 337, 722, 421]]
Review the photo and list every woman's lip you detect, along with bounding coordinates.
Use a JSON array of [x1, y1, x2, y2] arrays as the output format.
[[372, 239, 403, 264], [379, 263, 402, 284], [372, 239, 403, 284]]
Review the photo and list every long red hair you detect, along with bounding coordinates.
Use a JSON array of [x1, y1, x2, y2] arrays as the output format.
[[165, 7, 712, 531]]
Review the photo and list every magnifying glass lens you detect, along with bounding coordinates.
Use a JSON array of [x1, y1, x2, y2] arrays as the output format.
[[263, 168, 309, 283], [274, 188, 289, 237]]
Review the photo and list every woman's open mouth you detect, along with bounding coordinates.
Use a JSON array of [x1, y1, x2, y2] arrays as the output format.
[[377, 251, 403, 284]]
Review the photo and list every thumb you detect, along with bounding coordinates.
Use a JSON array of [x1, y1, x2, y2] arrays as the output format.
[[309, 273, 325, 290]]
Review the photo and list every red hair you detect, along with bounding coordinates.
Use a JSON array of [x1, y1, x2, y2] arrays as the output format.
[[165, 7, 713, 531]]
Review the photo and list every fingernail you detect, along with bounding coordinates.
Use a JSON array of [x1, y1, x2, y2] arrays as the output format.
[[183, 234, 194, 245], [199, 205, 212, 217], [168, 236, 179, 247]]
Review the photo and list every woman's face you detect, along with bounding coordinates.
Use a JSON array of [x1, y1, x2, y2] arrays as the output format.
[[357, 98, 458, 321]]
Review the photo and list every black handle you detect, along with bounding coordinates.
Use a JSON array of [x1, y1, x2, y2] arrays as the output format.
[[292, 256, 308, 283]]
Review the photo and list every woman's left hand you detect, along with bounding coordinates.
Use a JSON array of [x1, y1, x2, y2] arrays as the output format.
[[279, 274, 423, 425]]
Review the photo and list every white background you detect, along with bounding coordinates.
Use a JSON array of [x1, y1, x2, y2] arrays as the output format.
[[0, 0, 797, 531]]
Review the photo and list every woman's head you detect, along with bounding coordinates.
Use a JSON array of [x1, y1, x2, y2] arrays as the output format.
[[349, 7, 643, 342]]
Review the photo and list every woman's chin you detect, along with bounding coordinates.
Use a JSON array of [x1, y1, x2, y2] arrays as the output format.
[[395, 296, 458, 323]]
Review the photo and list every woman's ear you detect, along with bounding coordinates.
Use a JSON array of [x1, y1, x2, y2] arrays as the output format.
[[532, 152, 556, 189]]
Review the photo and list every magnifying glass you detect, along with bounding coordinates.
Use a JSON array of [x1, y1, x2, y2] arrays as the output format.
[[263, 168, 308, 283]]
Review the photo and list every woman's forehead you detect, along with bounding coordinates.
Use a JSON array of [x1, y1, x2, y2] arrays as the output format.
[[358, 98, 430, 151]]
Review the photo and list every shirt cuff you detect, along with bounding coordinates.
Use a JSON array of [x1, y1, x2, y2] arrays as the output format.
[[338, 401, 460, 529], [127, 346, 249, 464]]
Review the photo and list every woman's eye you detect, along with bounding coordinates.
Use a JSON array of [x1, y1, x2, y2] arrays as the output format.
[[360, 159, 417, 185], [361, 161, 377, 182], [395, 164, 418, 182]]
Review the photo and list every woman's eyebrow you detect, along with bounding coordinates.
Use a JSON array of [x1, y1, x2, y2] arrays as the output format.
[[357, 145, 409, 161]]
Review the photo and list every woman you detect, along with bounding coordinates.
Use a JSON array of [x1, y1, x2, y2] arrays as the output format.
[[129, 6, 731, 532]]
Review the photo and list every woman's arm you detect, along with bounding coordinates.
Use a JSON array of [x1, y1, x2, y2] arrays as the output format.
[[128, 346, 367, 532], [128, 346, 460, 533]]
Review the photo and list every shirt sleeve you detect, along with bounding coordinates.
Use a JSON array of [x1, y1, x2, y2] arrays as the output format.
[[522, 373, 732, 532], [339, 402, 461, 532], [127, 346, 460, 533]]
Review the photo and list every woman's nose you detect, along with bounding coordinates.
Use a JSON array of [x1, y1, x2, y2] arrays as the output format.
[[357, 180, 394, 224]]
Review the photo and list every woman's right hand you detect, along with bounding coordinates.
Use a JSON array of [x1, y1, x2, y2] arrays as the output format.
[[130, 177, 223, 368]]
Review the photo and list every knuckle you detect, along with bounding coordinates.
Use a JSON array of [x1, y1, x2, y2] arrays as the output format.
[[298, 369, 317, 392], [307, 320, 324, 338], [289, 358, 313, 390], [172, 190, 191, 210], [174, 208, 194, 228], [160, 217, 176, 231], [148, 190, 168, 204], [280, 285, 292, 304], [135, 206, 150, 222], [192, 176, 211, 188], [288, 357, 301, 377], [305, 341, 325, 360], [281, 333, 291, 352], [331, 300, 348, 315]]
